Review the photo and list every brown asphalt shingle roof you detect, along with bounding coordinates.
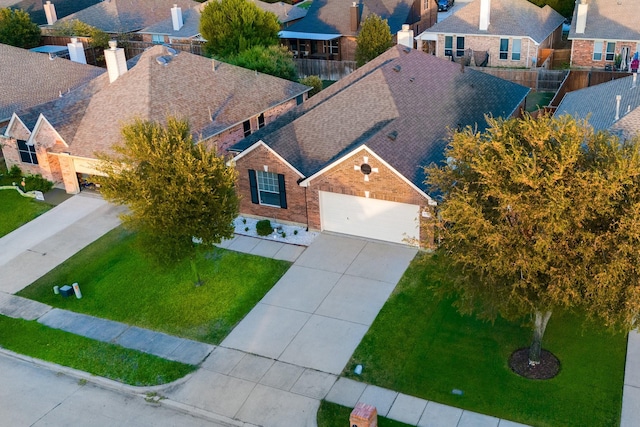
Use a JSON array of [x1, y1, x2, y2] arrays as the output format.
[[15, 45, 310, 158], [568, 0, 640, 42], [233, 45, 530, 189], [0, 43, 104, 123], [424, 0, 564, 44], [6, 0, 101, 25], [57, 0, 200, 33]]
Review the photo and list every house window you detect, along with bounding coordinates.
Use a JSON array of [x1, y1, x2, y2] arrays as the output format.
[[17, 140, 38, 164], [248, 170, 287, 208], [512, 39, 521, 60], [151, 34, 164, 44], [324, 39, 339, 56], [243, 120, 251, 137], [499, 38, 509, 60], [444, 36, 453, 56], [258, 113, 265, 129], [456, 36, 465, 57], [605, 42, 616, 61], [593, 40, 603, 61], [296, 94, 304, 105]]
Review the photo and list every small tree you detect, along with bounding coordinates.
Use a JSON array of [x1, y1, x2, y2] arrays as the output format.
[[355, 14, 393, 67], [426, 114, 640, 367], [200, 0, 280, 58], [0, 8, 40, 48], [51, 19, 110, 49], [299, 75, 323, 97], [225, 45, 298, 81], [97, 117, 239, 285]]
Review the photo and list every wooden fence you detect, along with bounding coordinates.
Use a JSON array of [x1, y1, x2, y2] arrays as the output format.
[[470, 67, 568, 91], [550, 70, 632, 107], [294, 58, 357, 80]]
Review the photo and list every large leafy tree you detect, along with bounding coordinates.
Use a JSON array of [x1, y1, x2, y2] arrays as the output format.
[[200, 0, 280, 59], [426, 114, 640, 365], [225, 45, 298, 81], [97, 118, 239, 285], [51, 19, 110, 49], [355, 14, 393, 67], [0, 8, 40, 48]]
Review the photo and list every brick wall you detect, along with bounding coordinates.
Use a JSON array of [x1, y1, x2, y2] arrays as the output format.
[[571, 39, 639, 69], [435, 34, 541, 68]]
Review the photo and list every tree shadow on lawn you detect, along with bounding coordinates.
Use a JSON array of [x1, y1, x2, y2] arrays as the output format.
[[344, 253, 626, 427]]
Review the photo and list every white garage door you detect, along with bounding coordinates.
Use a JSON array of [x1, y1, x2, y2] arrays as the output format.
[[319, 191, 420, 245]]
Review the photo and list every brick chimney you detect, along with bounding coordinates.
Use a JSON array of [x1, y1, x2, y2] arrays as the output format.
[[104, 41, 128, 83], [575, 0, 588, 34], [397, 24, 414, 49], [350, 2, 361, 32], [67, 38, 87, 64], [44, 1, 57, 25], [479, 0, 490, 31], [171, 4, 183, 31]]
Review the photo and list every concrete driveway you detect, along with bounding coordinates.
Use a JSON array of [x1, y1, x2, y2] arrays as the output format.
[[221, 233, 417, 375]]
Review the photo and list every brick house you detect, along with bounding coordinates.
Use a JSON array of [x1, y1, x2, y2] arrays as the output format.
[[279, 0, 438, 62], [137, 1, 307, 45], [556, 74, 640, 139], [416, 0, 564, 69], [0, 43, 104, 126], [568, 0, 640, 71], [228, 46, 529, 247], [1, 43, 310, 194]]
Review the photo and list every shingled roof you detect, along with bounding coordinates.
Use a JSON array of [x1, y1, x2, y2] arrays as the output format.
[[0, 43, 104, 123], [556, 74, 640, 138], [232, 45, 529, 189], [56, 0, 200, 33], [284, 0, 418, 37], [14, 45, 310, 158], [423, 0, 564, 44], [568, 0, 640, 42], [5, 0, 101, 25]]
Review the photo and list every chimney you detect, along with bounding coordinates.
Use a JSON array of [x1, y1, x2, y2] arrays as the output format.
[[576, 0, 588, 34], [171, 4, 183, 31], [350, 2, 360, 32], [104, 41, 128, 83], [615, 95, 621, 121], [397, 24, 414, 49], [44, 1, 57, 25], [67, 37, 87, 64], [479, 0, 490, 31]]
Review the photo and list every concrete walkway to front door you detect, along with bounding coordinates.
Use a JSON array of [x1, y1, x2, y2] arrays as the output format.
[[220, 233, 418, 375]]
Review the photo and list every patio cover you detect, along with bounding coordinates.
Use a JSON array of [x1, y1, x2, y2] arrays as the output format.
[[279, 31, 341, 40]]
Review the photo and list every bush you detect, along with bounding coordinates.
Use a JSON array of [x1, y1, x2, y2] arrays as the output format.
[[24, 174, 53, 192], [299, 75, 323, 97], [256, 219, 273, 236], [8, 164, 22, 178]]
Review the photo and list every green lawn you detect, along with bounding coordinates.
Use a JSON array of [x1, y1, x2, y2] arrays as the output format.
[[0, 190, 51, 237], [344, 253, 626, 427], [526, 91, 555, 112], [0, 315, 195, 386], [317, 401, 412, 427], [18, 226, 291, 344]]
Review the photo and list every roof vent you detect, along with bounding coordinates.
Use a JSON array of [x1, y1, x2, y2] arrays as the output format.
[[403, 46, 411, 54], [156, 56, 172, 66], [409, 77, 415, 82], [393, 65, 401, 72], [163, 45, 179, 56], [387, 130, 398, 140]]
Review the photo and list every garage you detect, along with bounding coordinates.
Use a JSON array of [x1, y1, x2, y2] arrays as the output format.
[[319, 191, 420, 245]]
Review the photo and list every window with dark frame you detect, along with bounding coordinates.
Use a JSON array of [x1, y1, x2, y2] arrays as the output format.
[[605, 42, 615, 61], [248, 170, 287, 209], [445, 36, 453, 56], [499, 38, 509, 60], [456, 37, 465, 57], [258, 113, 265, 129], [17, 140, 38, 164], [243, 120, 251, 137]]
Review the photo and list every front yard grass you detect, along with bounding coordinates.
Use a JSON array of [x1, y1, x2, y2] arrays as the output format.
[[0, 190, 51, 238], [344, 253, 626, 427], [0, 315, 195, 386], [317, 401, 412, 427], [18, 226, 291, 344]]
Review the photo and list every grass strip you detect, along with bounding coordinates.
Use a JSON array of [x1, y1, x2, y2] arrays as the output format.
[[0, 190, 51, 237], [0, 315, 195, 386], [317, 401, 413, 427]]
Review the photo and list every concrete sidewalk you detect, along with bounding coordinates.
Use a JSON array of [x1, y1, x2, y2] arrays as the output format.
[[622, 330, 640, 427], [0, 193, 124, 294]]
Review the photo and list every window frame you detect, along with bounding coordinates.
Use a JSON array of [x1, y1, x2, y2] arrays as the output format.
[[17, 140, 38, 164], [444, 36, 453, 57], [456, 36, 465, 57], [151, 34, 164, 44], [511, 38, 521, 61], [593, 40, 603, 61], [258, 113, 265, 129], [499, 38, 509, 60], [248, 170, 287, 209], [605, 42, 616, 61], [243, 120, 251, 137]]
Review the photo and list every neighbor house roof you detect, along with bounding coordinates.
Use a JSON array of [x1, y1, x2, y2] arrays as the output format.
[[137, 5, 203, 39], [283, 0, 418, 37], [56, 0, 200, 33], [11, 45, 310, 158], [0, 43, 104, 123], [568, 0, 640, 42], [421, 0, 564, 44], [556, 74, 640, 138], [232, 45, 529, 189], [5, 0, 101, 25]]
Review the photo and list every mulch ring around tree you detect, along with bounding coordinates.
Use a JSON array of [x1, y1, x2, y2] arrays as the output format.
[[509, 348, 560, 380]]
